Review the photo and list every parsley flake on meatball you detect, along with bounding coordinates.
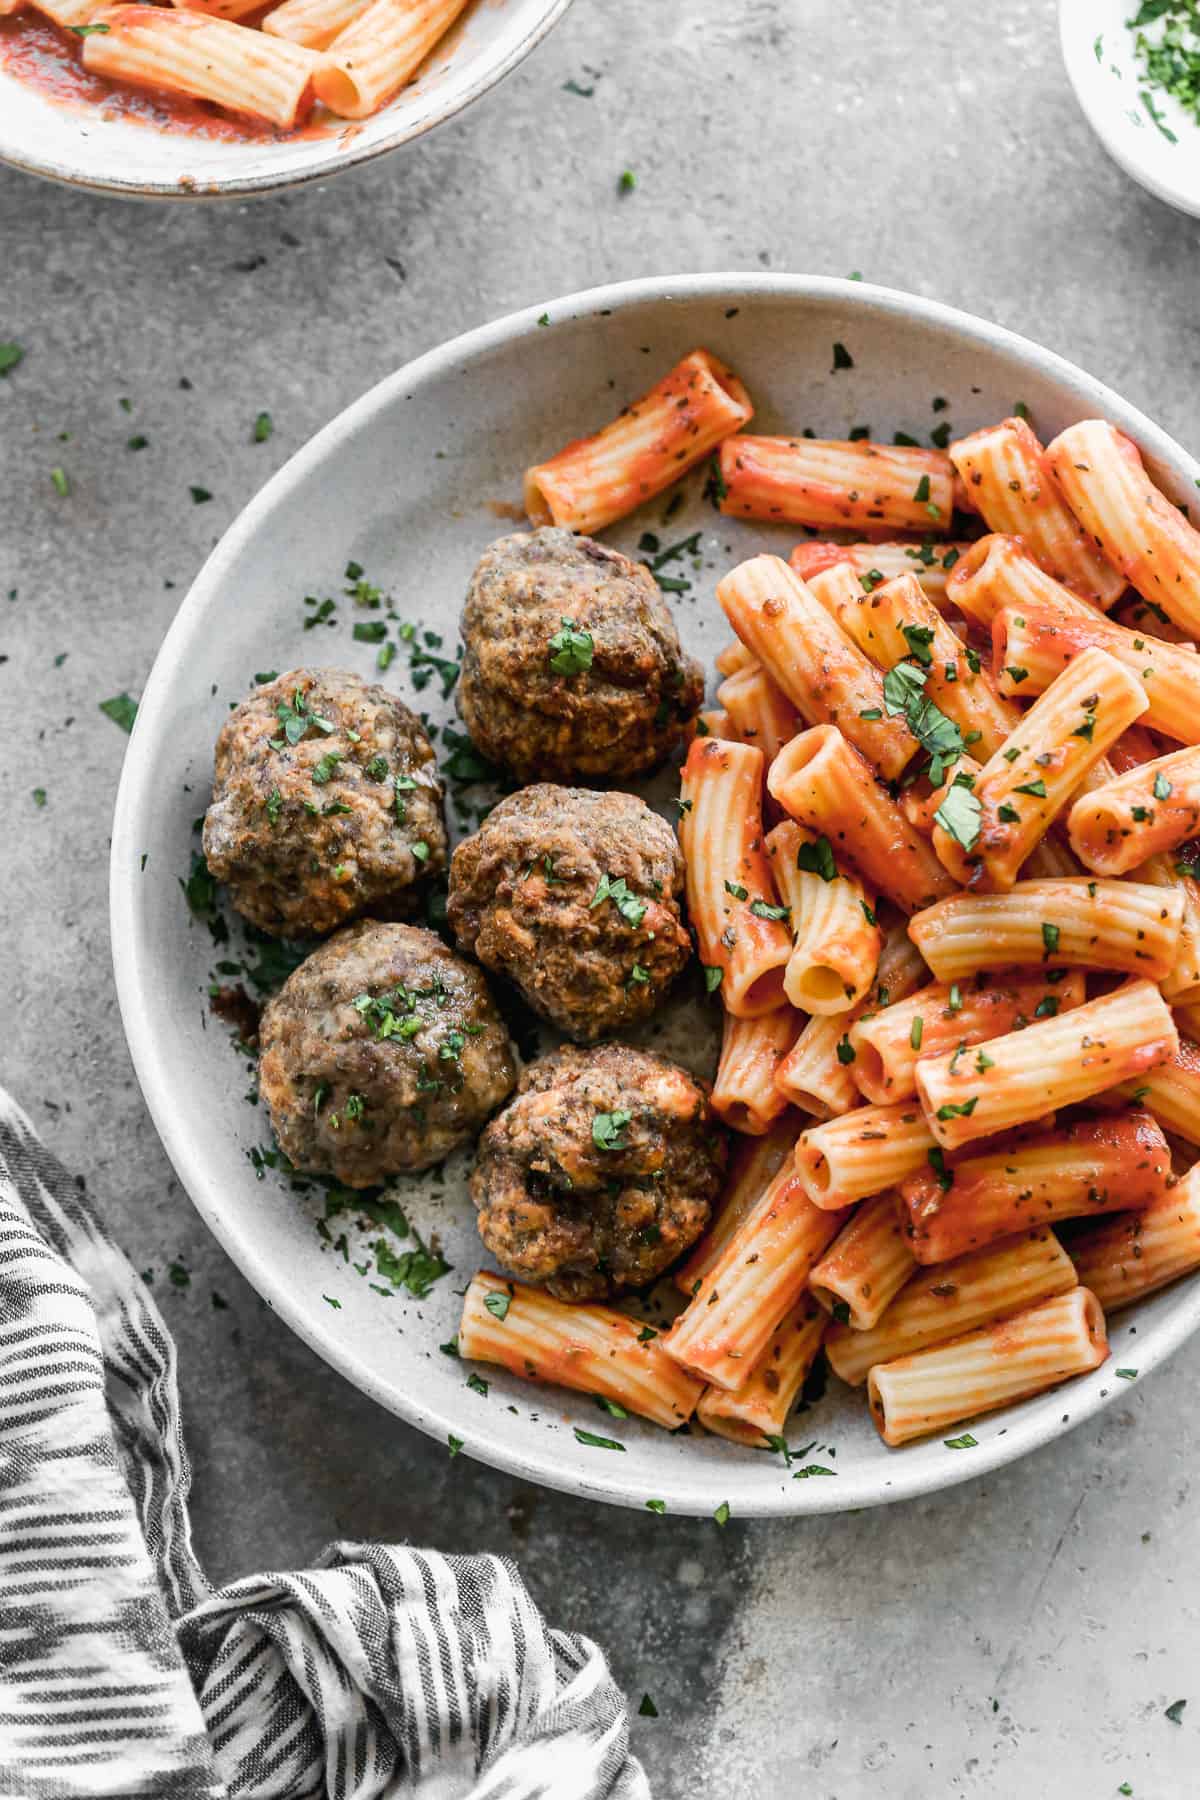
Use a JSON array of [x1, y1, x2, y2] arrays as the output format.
[[471, 1043, 727, 1300], [203, 669, 446, 938], [258, 921, 516, 1185], [458, 527, 704, 782], [447, 784, 692, 1042]]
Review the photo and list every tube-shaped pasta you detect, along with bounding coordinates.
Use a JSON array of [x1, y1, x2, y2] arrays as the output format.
[[993, 599, 1200, 746], [1111, 1034, 1200, 1143], [915, 979, 1178, 1151], [1045, 419, 1200, 637], [790, 539, 973, 606], [1067, 745, 1200, 877], [827, 1227, 1078, 1386], [29, 0, 104, 22], [840, 571, 1018, 759], [695, 1297, 826, 1446], [674, 1119, 799, 1294], [848, 970, 1086, 1105], [768, 727, 956, 914], [908, 878, 1184, 983], [678, 738, 791, 1016], [262, 0, 370, 46], [931, 647, 1148, 890], [867, 1287, 1108, 1447], [765, 819, 881, 1014], [1066, 1164, 1200, 1309], [949, 417, 1125, 607], [696, 709, 738, 742], [719, 437, 955, 534], [663, 1167, 841, 1391], [1115, 598, 1197, 645], [711, 1007, 802, 1135], [795, 1102, 937, 1210], [715, 640, 756, 678], [946, 532, 1063, 628], [774, 924, 928, 1115], [522, 350, 752, 535], [774, 1015, 859, 1118], [314, 0, 470, 119], [458, 1272, 704, 1430], [807, 1193, 915, 1330], [899, 1110, 1171, 1263], [717, 556, 916, 779], [716, 661, 801, 762], [81, 5, 318, 124], [1134, 854, 1200, 1002]]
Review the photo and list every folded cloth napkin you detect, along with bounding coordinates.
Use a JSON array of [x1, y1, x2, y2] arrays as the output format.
[[0, 1088, 649, 1800]]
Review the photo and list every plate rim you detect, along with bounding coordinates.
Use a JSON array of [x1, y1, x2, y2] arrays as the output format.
[[110, 270, 1200, 1515], [0, 0, 573, 200]]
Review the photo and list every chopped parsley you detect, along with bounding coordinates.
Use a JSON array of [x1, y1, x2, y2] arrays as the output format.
[[253, 412, 273, 443], [836, 1035, 855, 1065], [704, 965, 724, 993], [0, 343, 23, 376], [593, 1109, 633, 1151], [311, 750, 344, 785], [796, 835, 838, 881], [724, 880, 748, 901], [831, 341, 854, 371], [935, 781, 982, 852], [944, 1432, 978, 1449], [910, 1017, 924, 1050], [1013, 778, 1047, 798], [936, 1097, 978, 1120], [901, 622, 935, 666], [575, 1427, 626, 1450], [750, 898, 790, 921], [638, 1694, 658, 1718], [713, 1500, 731, 1526], [591, 873, 647, 927], [1154, 772, 1173, 800], [99, 692, 138, 734], [1042, 922, 1061, 956], [548, 617, 595, 676]]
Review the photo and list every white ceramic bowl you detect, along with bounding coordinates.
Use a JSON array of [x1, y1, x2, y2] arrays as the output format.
[[0, 0, 571, 199], [1061, 0, 1200, 217], [111, 273, 1200, 1516]]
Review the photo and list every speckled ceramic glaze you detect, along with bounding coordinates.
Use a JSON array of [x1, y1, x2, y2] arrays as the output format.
[[1061, 0, 1200, 218], [111, 274, 1200, 1515], [0, 0, 572, 199]]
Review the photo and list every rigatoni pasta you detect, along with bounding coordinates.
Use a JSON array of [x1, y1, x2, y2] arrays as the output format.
[[523, 350, 753, 535], [1067, 745, 1200, 877], [718, 437, 955, 534], [908, 878, 1183, 983], [695, 1297, 826, 1446], [789, 539, 973, 606], [765, 819, 881, 1014], [1065, 1165, 1200, 1310], [826, 1228, 1078, 1386], [711, 1007, 801, 1135], [807, 1193, 915, 1330], [929, 646, 1148, 890], [81, 5, 319, 125], [1044, 419, 1200, 638], [794, 1102, 938, 1210], [717, 556, 917, 779], [768, 727, 956, 914], [458, 1272, 704, 1430], [678, 737, 791, 1016], [848, 970, 1087, 1105], [867, 1287, 1108, 1446], [914, 979, 1178, 1151], [674, 1121, 799, 1294], [948, 417, 1125, 608], [898, 1111, 1171, 1263]]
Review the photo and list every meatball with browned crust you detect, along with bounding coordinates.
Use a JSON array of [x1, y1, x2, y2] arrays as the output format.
[[259, 921, 516, 1186], [458, 528, 704, 782], [203, 669, 446, 938], [448, 785, 692, 1043], [471, 1043, 726, 1300]]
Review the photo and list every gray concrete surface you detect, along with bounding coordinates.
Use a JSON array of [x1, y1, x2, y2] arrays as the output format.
[[3, 2, 1200, 1794]]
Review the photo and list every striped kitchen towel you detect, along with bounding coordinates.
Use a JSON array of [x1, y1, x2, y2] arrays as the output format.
[[0, 1086, 649, 1800]]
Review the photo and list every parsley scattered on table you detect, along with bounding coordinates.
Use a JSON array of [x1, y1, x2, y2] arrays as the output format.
[[99, 692, 138, 733]]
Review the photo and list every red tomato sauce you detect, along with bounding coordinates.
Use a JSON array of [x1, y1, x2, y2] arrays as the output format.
[[0, 12, 337, 141]]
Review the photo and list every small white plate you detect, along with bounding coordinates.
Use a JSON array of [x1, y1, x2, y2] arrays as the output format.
[[0, 0, 571, 199], [110, 273, 1200, 1516], [1061, 0, 1200, 217]]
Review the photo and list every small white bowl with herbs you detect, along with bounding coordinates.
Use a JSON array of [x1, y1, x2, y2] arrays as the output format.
[[1061, 0, 1200, 216]]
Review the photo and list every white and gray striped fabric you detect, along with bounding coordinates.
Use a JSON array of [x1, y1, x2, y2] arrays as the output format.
[[0, 1087, 649, 1800]]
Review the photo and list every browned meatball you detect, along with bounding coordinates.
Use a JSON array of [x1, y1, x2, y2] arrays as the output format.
[[447, 785, 692, 1042], [458, 528, 704, 782], [259, 921, 516, 1185], [203, 669, 446, 938], [471, 1043, 726, 1300]]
